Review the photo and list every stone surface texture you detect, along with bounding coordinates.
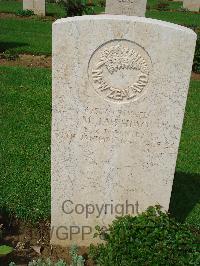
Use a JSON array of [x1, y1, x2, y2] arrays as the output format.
[[105, 0, 147, 16], [23, 0, 34, 11], [23, 0, 45, 16], [183, 0, 200, 11], [51, 15, 196, 246], [34, 0, 45, 16]]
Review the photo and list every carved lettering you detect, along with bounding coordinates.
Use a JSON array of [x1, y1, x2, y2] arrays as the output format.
[[118, 0, 135, 3], [88, 40, 151, 103]]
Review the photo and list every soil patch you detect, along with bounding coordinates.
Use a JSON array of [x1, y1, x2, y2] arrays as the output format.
[[0, 213, 94, 266], [191, 72, 200, 80], [0, 13, 19, 19], [0, 54, 199, 82], [0, 12, 55, 21], [0, 54, 51, 68]]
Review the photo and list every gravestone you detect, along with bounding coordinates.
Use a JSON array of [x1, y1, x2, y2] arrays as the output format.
[[23, 0, 34, 11], [51, 15, 196, 246], [34, 0, 46, 16], [105, 0, 147, 16], [23, 0, 45, 16], [183, 0, 200, 11]]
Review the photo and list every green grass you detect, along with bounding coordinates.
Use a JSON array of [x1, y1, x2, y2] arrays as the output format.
[[169, 80, 200, 227], [0, 0, 21, 14], [147, 10, 200, 27], [0, 66, 199, 225], [147, 0, 182, 10], [0, 0, 182, 14], [46, 3, 66, 18], [177, 80, 200, 175], [0, 17, 52, 55], [0, 66, 51, 221], [0, 11, 199, 56], [0, 1, 199, 56]]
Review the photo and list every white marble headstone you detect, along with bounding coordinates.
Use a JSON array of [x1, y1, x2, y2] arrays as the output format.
[[51, 15, 196, 246], [34, 0, 45, 16], [183, 0, 200, 11], [23, 0, 45, 16], [23, 0, 34, 11], [105, 0, 147, 16]]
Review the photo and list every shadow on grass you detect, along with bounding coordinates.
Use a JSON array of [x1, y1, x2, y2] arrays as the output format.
[[169, 172, 200, 223], [0, 41, 28, 53], [0, 208, 20, 236], [46, 12, 57, 16], [46, 11, 66, 18]]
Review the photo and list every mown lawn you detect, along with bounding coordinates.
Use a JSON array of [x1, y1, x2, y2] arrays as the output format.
[[0, 0, 199, 55], [0, 0, 21, 14], [0, 12, 199, 56], [0, 66, 199, 226], [170, 80, 200, 227], [147, 0, 182, 10], [0, 18, 52, 55], [146, 10, 200, 27], [0, 66, 51, 221]]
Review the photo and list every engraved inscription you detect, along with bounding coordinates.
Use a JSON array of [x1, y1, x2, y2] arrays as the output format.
[[88, 40, 151, 103], [118, 0, 135, 2], [118, 0, 135, 12], [62, 107, 150, 144], [118, 0, 135, 4]]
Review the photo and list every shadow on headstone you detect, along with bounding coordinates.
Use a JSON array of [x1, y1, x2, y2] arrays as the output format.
[[0, 41, 29, 53], [169, 172, 200, 223]]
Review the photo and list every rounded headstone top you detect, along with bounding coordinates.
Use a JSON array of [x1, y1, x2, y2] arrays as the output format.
[[53, 15, 196, 37]]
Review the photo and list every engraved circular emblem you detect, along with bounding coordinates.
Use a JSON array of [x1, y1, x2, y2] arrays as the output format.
[[88, 39, 151, 103]]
